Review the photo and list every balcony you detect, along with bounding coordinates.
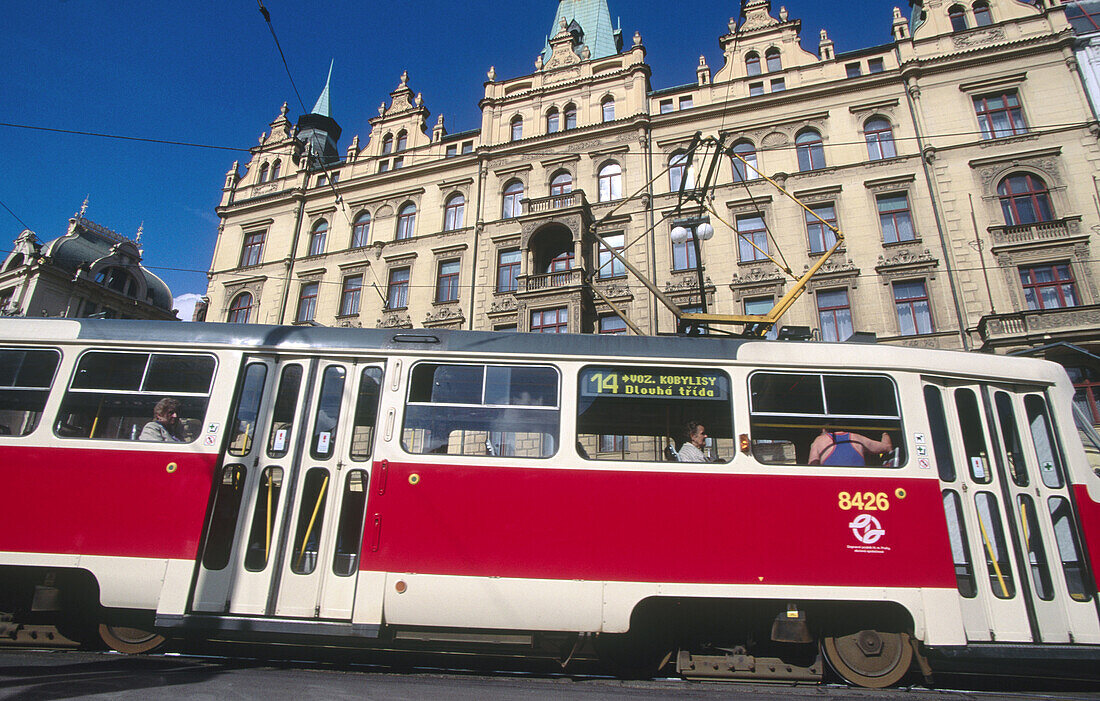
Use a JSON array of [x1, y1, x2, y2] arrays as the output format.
[[988, 216, 1082, 252], [523, 190, 589, 216], [976, 303, 1100, 350], [519, 268, 585, 293]]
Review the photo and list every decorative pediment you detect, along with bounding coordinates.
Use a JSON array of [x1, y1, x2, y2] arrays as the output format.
[[875, 248, 939, 281], [740, 0, 782, 32], [424, 305, 466, 328], [543, 19, 583, 71], [803, 258, 861, 292], [489, 297, 518, 316], [376, 312, 412, 329]]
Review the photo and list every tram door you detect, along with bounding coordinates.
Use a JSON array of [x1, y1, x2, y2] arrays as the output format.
[[923, 380, 1099, 644], [192, 356, 385, 621]]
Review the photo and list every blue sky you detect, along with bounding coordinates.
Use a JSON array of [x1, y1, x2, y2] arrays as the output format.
[[1, 0, 901, 319]]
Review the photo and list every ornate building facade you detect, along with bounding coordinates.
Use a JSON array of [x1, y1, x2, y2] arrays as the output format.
[[1, 203, 177, 321], [201, 0, 1100, 420]]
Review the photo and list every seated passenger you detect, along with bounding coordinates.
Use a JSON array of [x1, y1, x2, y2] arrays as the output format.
[[139, 397, 184, 442], [808, 428, 892, 466], [678, 421, 708, 463]]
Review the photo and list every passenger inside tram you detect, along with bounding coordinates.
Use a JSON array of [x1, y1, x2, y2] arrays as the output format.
[[807, 427, 893, 466], [139, 397, 185, 442]]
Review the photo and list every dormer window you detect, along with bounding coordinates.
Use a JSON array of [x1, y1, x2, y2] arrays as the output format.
[[382, 134, 394, 154], [258, 163, 270, 183], [973, 1, 992, 27], [270, 160, 281, 179], [396, 131, 408, 151], [745, 52, 761, 77], [95, 267, 137, 297], [765, 48, 782, 72], [949, 4, 969, 31]]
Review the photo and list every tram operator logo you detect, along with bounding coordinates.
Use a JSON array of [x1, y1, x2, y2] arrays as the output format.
[[848, 514, 886, 545]]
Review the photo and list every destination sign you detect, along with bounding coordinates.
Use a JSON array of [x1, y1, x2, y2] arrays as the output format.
[[580, 366, 729, 400]]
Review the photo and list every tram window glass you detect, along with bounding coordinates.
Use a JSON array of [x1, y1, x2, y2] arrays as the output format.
[[243, 467, 284, 572], [403, 363, 559, 458], [291, 468, 330, 575], [200, 465, 247, 571], [1025, 395, 1065, 488], [311, 366, 346, 459], [333, 470, 369, 576], [954, 388, 991, 483], [576, 366, 733, 462], [267, 365, 303, 459], [0, 348, 60, 437], [1017, 494, 1054, 601], [56, 351, 216, 442], [350, 367, 383, 462], [228, 363, 268, 456], [1049, 496, 1091, 601], [975, 492, 1016, 599], [994, 391, 1028, 487], [943, 490, 976, 597], [748, 372, 903, 467], [924, 386, 956, 481]]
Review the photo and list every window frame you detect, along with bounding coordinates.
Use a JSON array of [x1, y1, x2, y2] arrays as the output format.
[[974, 91, 1028, 140], [386, 267, 410, 310], [816, 288, 854, 342], [1020, 263, 1079, 310], [864, 117, 897, 160], [502, 180, 524, 219], [510, 116, 523, 141], [806, 203, 838, 254], [436, 259, 461, 303], [737, 213, 770, 263], [597, 233, 626, 279], [443, 194, 465, 232], [597, 163, 623, 202], [240, 230, 265, 268], [307, 221, 328, 257], [351, 213, 371, 248], [997, 172, 1053, 225], [893, 280, 935, 336], [878, 192, 917, 244], [497, 249, 521, 293], [531, 307, 568, 334], [396, 203, 417, 240], [339, 274, 363, 317], [296, 282, 319, 323], [796, 130, 826, 171], [228, 292, 253, 324]]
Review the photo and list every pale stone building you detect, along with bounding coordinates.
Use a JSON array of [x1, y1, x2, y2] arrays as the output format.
[[1, 204, 177, 321], [201, 0, 1100, 423]]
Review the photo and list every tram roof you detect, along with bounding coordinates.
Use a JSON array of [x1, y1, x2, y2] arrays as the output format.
[[0, 317, 1068, 383]]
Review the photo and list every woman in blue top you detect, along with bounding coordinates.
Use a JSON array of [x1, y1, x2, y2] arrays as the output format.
[[808, 428, 892, 466]]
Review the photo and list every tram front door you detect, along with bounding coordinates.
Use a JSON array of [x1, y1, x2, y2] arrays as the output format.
[[923, 380, 1099, 644], [190, 355, 384, 621]]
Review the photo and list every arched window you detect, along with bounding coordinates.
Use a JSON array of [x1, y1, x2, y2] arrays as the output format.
[[598, 163, 623, 202], [351, 212, 371, 248], [864, 117, 896, 160], [546, 108, 560, 134], [270, 159, 281, 180], [258, 163, 270, 183], [601, 96, 615, 122], [444, 194, 465, 231], [973, 1, 993, 26], [731, 141, 760, 182], [796, 129, 826, 171], [949, 4, 969, 31], [745, 52, 761, 76], [510, 116, 523, 141], [396, 203, 417, 240], [998, 173, 1054, 225], [503, 180, 524, 219], [564, 103, 578, 130], [308, 220, 328, 256], [396, 131, 407, 151], [382, 134, 394, 154], [228, 292, 253, 324], [669, 152, 695, 191], [765, 48, 782, 72], [550, 171, 573, 197]]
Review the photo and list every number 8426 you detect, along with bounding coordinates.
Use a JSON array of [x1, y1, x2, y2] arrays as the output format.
[[838, 491, 890, 511]]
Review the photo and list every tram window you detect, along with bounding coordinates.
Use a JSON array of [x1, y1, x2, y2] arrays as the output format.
[[349, 368, 383, 462], [0, 348, 60, 437], [954, 389, 991, 483], [228, 363, 268, 456], [201, 464, 247, 571], [994, 391, 1028, 487], [942, 490, 976, 597], [291, 468, 330, 575], [1048, 496, 1091, 601], [243, 467, 284, 572], [1025, 395, 1065, 489], [403, 363, 560, 458], [311, 366, 346, 459], [333, 470, 369, 576], [267, 365, 303, 459], [924, 386, 956, 481], [577, 366, 733, 462], [748, 372, 903, 467], [1017, 494, 1054, 601], [975, 492, 1016, 599], [56, 351, 216, 442]]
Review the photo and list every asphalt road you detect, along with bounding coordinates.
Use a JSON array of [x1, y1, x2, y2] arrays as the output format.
[[2, 649, 1100, 701]]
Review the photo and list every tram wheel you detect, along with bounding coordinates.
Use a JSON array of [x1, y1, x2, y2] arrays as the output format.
[[98, 624, 166, 654], [821, 630, 912, 688]]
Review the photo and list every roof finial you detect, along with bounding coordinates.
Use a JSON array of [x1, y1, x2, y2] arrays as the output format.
[[77, 195, 89, 220], [400, 70, 409, 86], [310, 59, 334, 117], [135, 221, 144, 245]]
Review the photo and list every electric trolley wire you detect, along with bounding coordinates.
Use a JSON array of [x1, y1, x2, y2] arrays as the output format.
[[0, 121, 248, 153], [0, 199, 32, 231], [256, 0, 307, 114]]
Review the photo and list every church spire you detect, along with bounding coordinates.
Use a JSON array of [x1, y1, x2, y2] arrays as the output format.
[[311, 59, 334, 117], [541, 0, 622, 64]]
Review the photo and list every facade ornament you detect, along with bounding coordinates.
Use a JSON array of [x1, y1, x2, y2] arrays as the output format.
[[415, 92, 423, 107], [634, 31, 642, 46], [259, 131, 266, 144], [135, 222, 143, 246], [436, 114, 445, 127], [581, 45, 590, 60], [400, 70, 408, 87], [77, 196, 89, 220], [893, 6, 903, 21], [489, 297, 518, 314], [779, 6, 788, 21], [535, 54, 544, 70], [280, 101, 289, 117], [740, 0, 781, 32], [729, 17, 737, 34], [488, 65, 496, 81], [379, 102, 386, 116]]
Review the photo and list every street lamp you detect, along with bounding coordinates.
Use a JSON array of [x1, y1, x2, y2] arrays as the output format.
[[670, 217, 713, 334]]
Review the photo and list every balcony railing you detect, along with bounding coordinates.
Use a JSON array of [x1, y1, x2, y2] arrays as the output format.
[[977, 303, 1100, 346], [523, 190, 589, 215], [519, 268, 584, 293], [988, 217, 1080, 249]]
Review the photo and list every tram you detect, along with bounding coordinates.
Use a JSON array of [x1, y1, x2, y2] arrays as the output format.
[[1, 317, 1098, 687]]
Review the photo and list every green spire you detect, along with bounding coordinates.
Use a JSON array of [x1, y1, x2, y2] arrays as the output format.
[[311, 59, 333, 117], [542, 0, 622, 63]]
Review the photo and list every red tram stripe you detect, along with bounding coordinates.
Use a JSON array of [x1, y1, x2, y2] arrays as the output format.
[[1073, 484, 1100, 592]]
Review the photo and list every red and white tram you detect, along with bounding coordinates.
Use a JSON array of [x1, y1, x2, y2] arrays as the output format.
[[1, 318, 1098, 686]]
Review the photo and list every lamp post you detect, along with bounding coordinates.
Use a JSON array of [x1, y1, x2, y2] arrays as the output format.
[[670, 217, 714, 334]]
